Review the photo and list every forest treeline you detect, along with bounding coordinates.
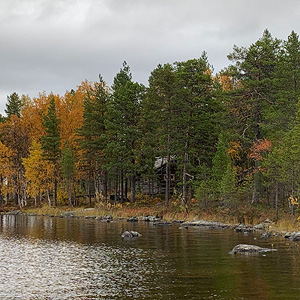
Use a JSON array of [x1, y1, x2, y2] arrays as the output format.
[[1, 29, 300, 216]]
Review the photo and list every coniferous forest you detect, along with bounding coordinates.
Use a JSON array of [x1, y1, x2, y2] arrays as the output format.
[[2, 29, 300, 219]]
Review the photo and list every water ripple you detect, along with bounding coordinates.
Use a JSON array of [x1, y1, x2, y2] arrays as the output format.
[[0, 235, 157, 300]]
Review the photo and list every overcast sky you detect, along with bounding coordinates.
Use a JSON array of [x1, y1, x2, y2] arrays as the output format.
[[0, 0, 300, 114]]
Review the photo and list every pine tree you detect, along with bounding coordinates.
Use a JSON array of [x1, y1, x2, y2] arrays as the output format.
[[41, 97, 61, 206], [174, 55, 222, 209], [77, 75, 109, 204], [269, 30, 300, 137], [145, 63, 177, 206], [61, 144, 75, 207], [105, 62, 143, 202], [227, 29, 281, 203]]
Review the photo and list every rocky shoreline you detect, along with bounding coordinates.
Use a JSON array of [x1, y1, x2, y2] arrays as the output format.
[[2, 209, 300, 243]]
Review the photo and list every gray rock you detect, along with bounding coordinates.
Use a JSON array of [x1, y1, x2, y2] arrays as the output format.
[[261, 232, 272, 238], [284, 232, 293, 239], [254, 223, 265, 230], [121, 230, 142, 238], [254, 219, 273, 230], [234, 224, 254, 233], [142, 216, 161, 222], [183, 220, 230, 228], [153, 222, 172, 226], [127, 216, 138, 222], [60, 211, 74, 217], [84, 216, 96, 219], [264, 218, 272, 223], [289, 232, 300, 241], [103, 215, 113, 221], [229, 244, 277, 254]]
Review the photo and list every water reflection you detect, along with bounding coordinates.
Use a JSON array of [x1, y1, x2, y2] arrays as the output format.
[[0, 215, 300, 299], [0, 236, 162, 299]]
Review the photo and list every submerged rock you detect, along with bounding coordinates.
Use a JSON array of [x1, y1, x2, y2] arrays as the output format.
[[127, 216, 138, 222], [172, 220, 184, 224], [84, 216, 96, 219], [142, 216, 161, 222], [233, 224, 254, 233], [153, 222, 172, 226], [183, 220, 230, 229], [261, 232, 272, 239], [121, 230, 142, 238], [229, 244, 277, 254]]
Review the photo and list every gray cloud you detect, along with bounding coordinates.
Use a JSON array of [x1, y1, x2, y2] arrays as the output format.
[[0, 0, 300, 113]]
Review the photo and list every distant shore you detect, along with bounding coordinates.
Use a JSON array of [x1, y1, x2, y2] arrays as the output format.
[[1, 204, 300, 239]]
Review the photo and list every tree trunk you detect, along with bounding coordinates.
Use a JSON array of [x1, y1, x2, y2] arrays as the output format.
[[182, 150, 189, 212], [73, 185, 77, 206], [67, 177, 72, 207], [148, 178, 151, 196], [252, 103, 261, 204], [125, 178, 128, 200], [47, 189, 51, 207], [102, 170, 108, 203], [115, 173, 118, 203], [54, 177, 58, 207], [252, 161, 259, 204], [165, 154, 170, 207], [275, 182, 279, 221], [131, 175, 136, 202], [121, 171, 124, 201]]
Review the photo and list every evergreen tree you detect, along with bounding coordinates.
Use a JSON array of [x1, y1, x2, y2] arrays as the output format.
[[174, 55, 222, 209], [145, 63, 177, 206], [5, 92, 23, 118], [211, 133, 231, 188], [61, 144, 75, 207], [41, 97, 61, 206], [269, 30, 300, 137], [227, 29, 281, 203], [77, 75, 109, 204], [105, 62, 143, 202]]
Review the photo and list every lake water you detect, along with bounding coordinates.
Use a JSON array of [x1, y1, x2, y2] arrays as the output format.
[[0, 215, 299, 300]]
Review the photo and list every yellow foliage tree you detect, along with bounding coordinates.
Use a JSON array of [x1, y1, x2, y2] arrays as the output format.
[[0, 141, 14, 206], [23, 141, 54, 207]]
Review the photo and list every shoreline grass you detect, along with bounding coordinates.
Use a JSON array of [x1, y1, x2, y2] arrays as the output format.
[[2, 198, 300, 233]]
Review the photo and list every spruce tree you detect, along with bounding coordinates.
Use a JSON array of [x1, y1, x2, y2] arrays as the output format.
[[5, 92, 22, 118]]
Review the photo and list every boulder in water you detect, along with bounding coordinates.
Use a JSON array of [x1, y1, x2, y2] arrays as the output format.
[[121, 231, 142, 238], [127, 216, 138, 222], [229, 244, 277, 254]]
